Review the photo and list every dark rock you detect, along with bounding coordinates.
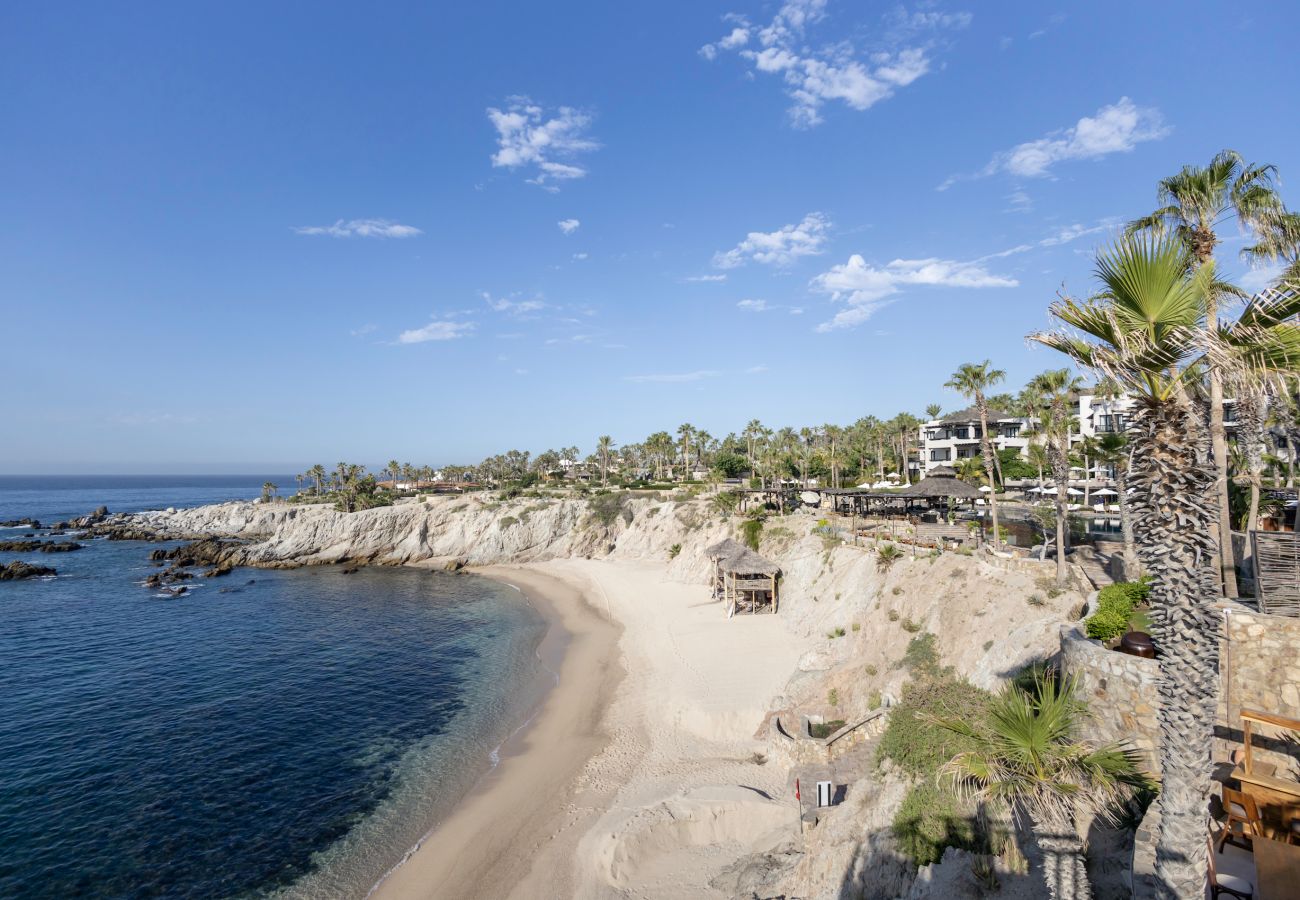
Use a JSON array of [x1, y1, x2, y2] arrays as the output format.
[[342, 566, 360, 574], [202, 563, 234, 578], [0, 540, 84, 553], [0, 518, 41, 529], [0, 561, 57, 580]]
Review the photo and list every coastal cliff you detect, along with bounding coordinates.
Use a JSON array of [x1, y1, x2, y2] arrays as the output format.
[[128, 494, 1087, 899]]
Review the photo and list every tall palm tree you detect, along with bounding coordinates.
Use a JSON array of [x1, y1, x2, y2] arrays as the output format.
[[1028, 369, 1082, 585], [925, 403, 942, 420], [1128, 150, 1287, 598], [597, 435, 614, 487], [1095, 432, 1139, 578], [307, 464, 326, 496], [1075, 435, 1100, 508], [937, 674, 1149, 900], [676, 423, 695, 481], [1031, 234, 1300, 898], [946, 362, 1007, 548], [386, 459, 401, 487]]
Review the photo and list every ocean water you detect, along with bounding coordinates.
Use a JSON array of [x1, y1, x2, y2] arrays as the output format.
[[0, 476, 548, 899]]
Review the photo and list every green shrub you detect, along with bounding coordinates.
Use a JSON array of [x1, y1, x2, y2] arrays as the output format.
[[588, 492, 628, 527], [893, 781, 977, 868], [827, 688, 840, 707], [877, 673, 990, 779], [498, 516, 519, 529], [1085, 580, 1151, 641], [901, 617, 922, 633], [668, 543, 682, 559], [851, 622, 861, 632], [741, 517, 764, 551], [887, 610, 900, 622], [711, 491, 742, 517], [864, 664, 878, 676], [827, 626, 846, 639], [899, 632, 940, 673]]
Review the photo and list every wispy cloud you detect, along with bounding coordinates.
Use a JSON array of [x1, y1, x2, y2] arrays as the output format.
[[294, 218, 422, 238], [1239, 263, 1285, 293], [487, 97, 599, 189], [684, 274, 727, 283], [350, 323, 378, 337], [1038, 220, 1119, 247], [737, 299, 769, 311], [572, 252, 589, 260], [713, 212, 829, 268], [700, 2, 969, 128], [812, 253, 1017, 331], [557, 218, 581, 235], [397, 319, 475, 344], [939, 97, 1169, 189], [623, 370, 721, 384], [481, 291, 546, 316]]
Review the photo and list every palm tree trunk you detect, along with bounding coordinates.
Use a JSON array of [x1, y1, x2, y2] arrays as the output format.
[[1206, 291, 1238, 597], [1031, 819, 1093, 900], [1117, 463, 1139, 580], [978, 400, 1001, 549], [1128, 398, 1220, 900]]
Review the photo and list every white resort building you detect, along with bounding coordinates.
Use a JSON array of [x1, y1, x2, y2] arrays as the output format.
[[919, 406, 1032, 474]]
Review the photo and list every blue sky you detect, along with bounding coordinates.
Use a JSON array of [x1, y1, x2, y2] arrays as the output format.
[[3, 1, 1297, 473]]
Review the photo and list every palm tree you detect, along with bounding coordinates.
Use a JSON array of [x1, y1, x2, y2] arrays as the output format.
[[1095, 432, 1139, 578], [1028, 369, 1082, 585], [676, 423, 695, 481], [946, 362, 1007, 548], [386, 459, 401, 488], [1128, 150, 1287, 598], [1029, 233, 1300, 898], [925, 403, 942, 420], [1075, 435, 1100, 508], [307, 464, 326, 496], [1027, 443, 1049, 493], [936, 673, 1149, 900], [261, 481, 277, 502], [597, 435, 614, 487]]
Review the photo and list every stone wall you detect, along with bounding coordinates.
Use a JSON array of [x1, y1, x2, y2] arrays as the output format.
[[1062, 604, 1300, 777], [1060, 624, 1161, 771]]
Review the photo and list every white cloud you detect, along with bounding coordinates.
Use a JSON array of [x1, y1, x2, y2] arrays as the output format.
[[684, 274, 727, 282], [350, 323, 378, 337], [702, 2, 968, 128], [557, 218, 581, 234], [397, 319, 475, 344], [1239, 263, 1285, 293], [737, 299, 769, 311], [481, 291, 546, 315], [294, 218, 422, 238], [572, 252, 589, 260], [812, 253, 1017, 331], [940, 97, 1169, 188], [487, 97, 599, 188], [623, 370, 721, 383], [745, 365, 769, 374], [713, 212, 829, 268], [1039, 222, 1112, 247]]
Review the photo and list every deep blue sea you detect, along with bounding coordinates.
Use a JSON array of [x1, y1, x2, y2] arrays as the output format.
[[0, 476, 547, 899]]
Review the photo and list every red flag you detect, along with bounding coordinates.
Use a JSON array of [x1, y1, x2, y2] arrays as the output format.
[[795, 778, 801, 802]]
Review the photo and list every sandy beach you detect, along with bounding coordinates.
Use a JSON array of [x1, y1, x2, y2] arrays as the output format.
[[373, 558, 804, 900]]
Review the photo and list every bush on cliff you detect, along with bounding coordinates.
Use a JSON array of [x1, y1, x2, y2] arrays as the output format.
[[1084, 580, 1151, 641], [892, 781, 977, 867]]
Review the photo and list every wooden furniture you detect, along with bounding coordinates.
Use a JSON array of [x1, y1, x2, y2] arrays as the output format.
[[1209, 835, 1255, 899], [1253, 837, 1300, 900], [1221, 786, 1267, 852], [1235, 709, 1300, 840]]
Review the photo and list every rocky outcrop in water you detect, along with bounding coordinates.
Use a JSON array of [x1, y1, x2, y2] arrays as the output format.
[[0, 561, 57, 580], [0, 540, 84, 553], [0, 518, 41, 529]]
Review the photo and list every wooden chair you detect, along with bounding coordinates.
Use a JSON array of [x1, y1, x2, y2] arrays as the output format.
[[1219, 786, 1265, 852], [1208, 835, 1255, 899]]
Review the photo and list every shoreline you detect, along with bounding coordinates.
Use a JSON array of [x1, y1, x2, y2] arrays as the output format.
[[368, 563, 625, 900]]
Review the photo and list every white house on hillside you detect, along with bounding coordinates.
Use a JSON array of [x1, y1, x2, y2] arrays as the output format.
[[919, 406, 1034, 474]]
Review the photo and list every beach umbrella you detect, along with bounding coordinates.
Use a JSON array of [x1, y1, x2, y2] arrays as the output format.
[[1093, 488, 1118, 497], [979, 485, 992, 492], [1067, 487, 1084, 496]]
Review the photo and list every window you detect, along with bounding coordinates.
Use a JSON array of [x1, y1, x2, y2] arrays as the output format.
[[1000, 424, 1021, 438], [930, 449, 951, 462], [953, 427, 970, 440]]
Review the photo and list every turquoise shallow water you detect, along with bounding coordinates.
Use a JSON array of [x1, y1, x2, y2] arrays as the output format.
[[0, 477, 547, 899]]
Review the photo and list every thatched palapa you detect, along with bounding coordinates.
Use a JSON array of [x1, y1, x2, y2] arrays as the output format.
[[706, 539, 781, 616]]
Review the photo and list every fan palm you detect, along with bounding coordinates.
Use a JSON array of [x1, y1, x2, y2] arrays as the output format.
[[946, 361, 1007, 548], [1031, 234, 1300, 898], [1128, 150, 1287, 598], [597, 435, 614, 487], [936, 674, 1149, 900], [1027, 369, 1082, 586]]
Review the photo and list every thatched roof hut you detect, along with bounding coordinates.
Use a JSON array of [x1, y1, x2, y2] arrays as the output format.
[[706, 539, 781, 615], [900, 468, 983, 500], [705, 538, 748, 561]]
